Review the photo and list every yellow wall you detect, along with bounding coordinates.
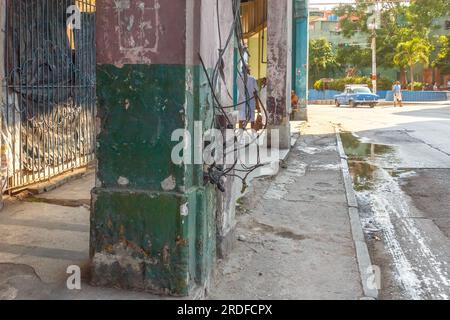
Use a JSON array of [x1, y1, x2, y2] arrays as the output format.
[[77, 0, 96, 12], [247, 28, 267, 80]]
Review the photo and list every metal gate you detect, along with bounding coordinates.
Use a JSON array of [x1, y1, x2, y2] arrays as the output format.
[[1, 0, 96, 192]]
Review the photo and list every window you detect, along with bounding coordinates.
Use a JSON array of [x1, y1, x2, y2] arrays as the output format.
[[352, 88, 372, 94]]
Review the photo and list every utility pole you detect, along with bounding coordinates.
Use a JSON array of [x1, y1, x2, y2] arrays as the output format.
[[368, 0, 380, 94], [371, 29, 377, 94]]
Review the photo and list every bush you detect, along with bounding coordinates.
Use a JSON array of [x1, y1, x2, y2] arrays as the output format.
[[411, 82, 424, 91], [313, 77, 394, 91], [377, 78, 394, 91], [313, 79, 325, 90]]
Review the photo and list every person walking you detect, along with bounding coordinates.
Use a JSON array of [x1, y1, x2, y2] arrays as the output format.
[[237, 66, 258, 129], [392, 81, 403, 108]]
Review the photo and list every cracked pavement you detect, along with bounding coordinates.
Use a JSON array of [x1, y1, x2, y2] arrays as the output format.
[[310, 103, 450, 300], [210, 121, 363, 300]]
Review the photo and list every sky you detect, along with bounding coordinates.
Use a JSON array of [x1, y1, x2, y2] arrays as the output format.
[[309, 0, 355, 10]]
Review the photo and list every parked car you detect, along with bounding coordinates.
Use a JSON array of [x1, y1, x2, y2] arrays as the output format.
[[334, 85, 379, 108]]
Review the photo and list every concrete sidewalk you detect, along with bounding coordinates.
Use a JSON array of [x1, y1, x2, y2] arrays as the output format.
[[0, 121, 365, 300], [209, 121, 364, 300], [0, 134, 298, 300], [0, 172, 171, 300]]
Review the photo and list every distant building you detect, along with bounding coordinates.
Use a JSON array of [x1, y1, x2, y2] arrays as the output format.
[[309, 8, 367, 47]]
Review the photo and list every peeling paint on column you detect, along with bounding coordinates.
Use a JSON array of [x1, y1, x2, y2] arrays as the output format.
[[117, 176, 130, 186], [96, 64, 186, 190], [97, 0, 186, 66], [267, 96, 286, 126], [92, 0, 218, 297], [267, 0, 289, 126], [181, 203, 189, 217], [161, 175, 176, 191], [124, 99, 131, 110], [90, 190, 191, 295]]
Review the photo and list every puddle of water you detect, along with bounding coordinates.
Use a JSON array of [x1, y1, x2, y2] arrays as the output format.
[[340, 132, 394, 161], [342, 132, 450, 299], [341, 132, 396, 191], [348, 161, 377, 191]]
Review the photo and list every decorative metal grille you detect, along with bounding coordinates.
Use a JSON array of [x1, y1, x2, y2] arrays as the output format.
[[1, 0, 96, 192]]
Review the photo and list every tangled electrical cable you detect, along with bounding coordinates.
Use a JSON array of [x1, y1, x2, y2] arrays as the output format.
[[198, 0, 269, 194]]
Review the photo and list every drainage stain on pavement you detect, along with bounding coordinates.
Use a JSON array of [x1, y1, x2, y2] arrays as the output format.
[[250, 220, 307, 241], [341, 131, 450, 300], [23, 197, 90, 208], [0, 263, 49, 300]]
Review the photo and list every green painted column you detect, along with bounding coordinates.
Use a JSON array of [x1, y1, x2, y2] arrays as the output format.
[[91, 0, 216, 296]]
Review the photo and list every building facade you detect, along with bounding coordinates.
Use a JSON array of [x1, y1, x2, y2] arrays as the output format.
[[0, 0, 309, 297]]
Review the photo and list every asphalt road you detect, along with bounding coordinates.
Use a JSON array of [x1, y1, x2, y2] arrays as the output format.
[[309, 102, 450, 300]]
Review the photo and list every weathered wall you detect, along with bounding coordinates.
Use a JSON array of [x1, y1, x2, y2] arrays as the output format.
[[267, 0, 291, 148], [96, 0, 187, 66], [92, 0, 236, 296], [0, 1, 6, 201], [199, 0, 237, 260]]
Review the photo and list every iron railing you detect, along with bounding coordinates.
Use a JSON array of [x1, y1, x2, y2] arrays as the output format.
[[1, 0, 96, 192]]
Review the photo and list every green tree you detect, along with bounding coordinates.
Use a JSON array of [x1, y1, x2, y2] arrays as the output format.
[[393, 38, 432, 90], [333, 2, 409, 72], [334, 0, 450, 84], [336, 45, 371, 76], [308, 38, 337, 85], [335, 0, 450, 40], [432, 35, 450, 76], [406, 0, 450, 35]]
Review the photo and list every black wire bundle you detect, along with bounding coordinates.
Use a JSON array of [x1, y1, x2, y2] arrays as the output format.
[[198, 0, 269, 194]]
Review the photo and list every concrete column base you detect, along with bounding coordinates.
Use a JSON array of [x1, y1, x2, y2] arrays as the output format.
[[216, 226, 236, 260], [268, 122, 291, 150], [291, 108, 308, 121], [216, 172, 237, 260]]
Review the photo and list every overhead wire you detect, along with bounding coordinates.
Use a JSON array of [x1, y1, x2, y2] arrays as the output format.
[[198, 0, 270, 193]]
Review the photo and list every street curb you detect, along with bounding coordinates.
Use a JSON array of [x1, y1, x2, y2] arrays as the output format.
[[379, 100, 449, 106], [335, 128, 379, 300]]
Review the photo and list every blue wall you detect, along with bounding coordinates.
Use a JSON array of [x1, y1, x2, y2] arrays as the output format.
[[308, 90, 386, 101], [377, 91, 388, 99], [308, 89, 340, 100], [385, 91, 449, 102], [307, 90, 450, 101]]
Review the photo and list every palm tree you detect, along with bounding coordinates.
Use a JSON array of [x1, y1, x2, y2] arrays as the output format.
[[393, 38, 431, 91]]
